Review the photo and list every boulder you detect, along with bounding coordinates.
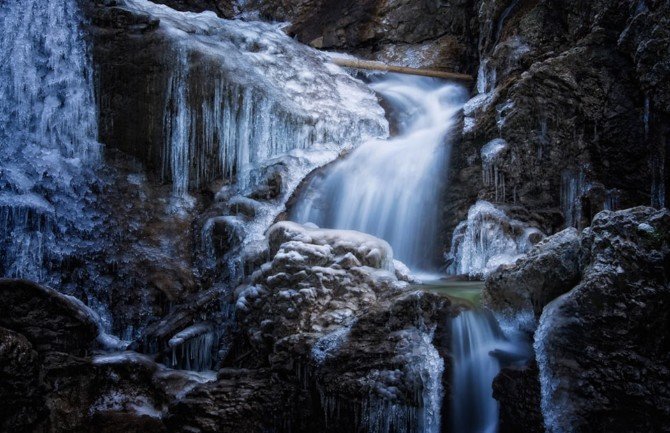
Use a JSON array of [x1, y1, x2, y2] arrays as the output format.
[[483, 227, 581, 319], [234, 222, 456, 433], [0, 279, 99, 354], [492, 362, 545, 433], [535, 207, 670, 432], [0, 327, 47, 433]]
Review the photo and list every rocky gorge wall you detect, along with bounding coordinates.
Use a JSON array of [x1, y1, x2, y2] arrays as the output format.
[[1, 0, 668, 432]]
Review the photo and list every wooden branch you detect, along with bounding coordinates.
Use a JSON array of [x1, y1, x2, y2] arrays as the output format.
[[331, 57, 473, 82]]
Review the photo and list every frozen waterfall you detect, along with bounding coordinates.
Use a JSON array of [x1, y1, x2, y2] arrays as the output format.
[[124, 0, 387, 197], [292, 74, 468, 272], [0, 0, 101, 283]]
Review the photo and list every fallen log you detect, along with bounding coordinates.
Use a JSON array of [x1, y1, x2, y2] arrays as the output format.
[[331, 57, 473, 82]]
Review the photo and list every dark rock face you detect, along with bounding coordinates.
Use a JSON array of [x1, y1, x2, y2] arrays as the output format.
[[246, 0, 479, 71], [448, 0, 670, 245], [166, 368, 282, 433], [0, 327, 47, 433], [493, 362, 544, 433], [534, 207, 670, 432], [0, 279, 99, 355]]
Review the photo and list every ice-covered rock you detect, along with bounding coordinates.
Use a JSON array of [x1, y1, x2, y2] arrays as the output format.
[[534, 207, 670, 433], [235, 222, 456, 433], [447, 201, 544, 278], [117, 0, 388, 196]]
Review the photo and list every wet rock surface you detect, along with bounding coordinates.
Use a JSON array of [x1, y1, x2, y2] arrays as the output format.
[[493, 362, 544, 433]]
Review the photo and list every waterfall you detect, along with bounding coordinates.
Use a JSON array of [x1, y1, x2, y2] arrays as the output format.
[[0, 0, 101, 285], [451, 309, 528, 433], [292, 74, 468, 272]]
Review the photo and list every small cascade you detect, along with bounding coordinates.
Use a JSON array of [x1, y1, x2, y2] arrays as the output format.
[[451, 309, 528, 433], [464, 59, 497, 134], [447, 201, 543, 277], [292, 74, 468, 272], [494, 0, 521, 46], [476, 59, 497, 96]]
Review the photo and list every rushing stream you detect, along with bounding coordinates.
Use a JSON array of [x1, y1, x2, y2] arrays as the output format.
[[292, 74, 468, 272], [451, 310, 525, 433]]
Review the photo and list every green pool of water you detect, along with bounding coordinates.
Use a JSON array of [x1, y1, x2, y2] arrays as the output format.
[[413, 279, 485, 307]]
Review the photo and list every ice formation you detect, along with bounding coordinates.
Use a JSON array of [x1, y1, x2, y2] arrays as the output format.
[[481, 138, 508, 202], [534, 293, 575, 433], [560, 169, 587, 229], [0, 0, 107, 315], [447, 201, 543, 277], [124, 0, 388, 196], [168, 323, 218, 371], [359, 330, 444, 433]]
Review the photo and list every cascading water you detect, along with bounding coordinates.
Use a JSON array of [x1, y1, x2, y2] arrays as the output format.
[[0, 0, 103, 301], [451, 309, 529, 433], [292, 74, 468, 272]]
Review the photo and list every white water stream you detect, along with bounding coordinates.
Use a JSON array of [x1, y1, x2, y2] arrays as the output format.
[[292, 74, 468, 272]]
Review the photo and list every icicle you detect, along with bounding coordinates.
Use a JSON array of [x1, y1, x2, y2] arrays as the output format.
[[168, 323, 218, 372], [560, 169, 587, 228], [481, 138, 508, 202], [124, 0, 387, 198]]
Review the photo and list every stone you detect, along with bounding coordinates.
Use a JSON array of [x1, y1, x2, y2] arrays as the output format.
[[234, 222, 457, 433], [535, 207, 670, 433], [165, 368, 282, 433], [0, 279, 99, 355], [483, 227, 581, 320], [493, 362, 545, 433], [0, 327, 47, 433]]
